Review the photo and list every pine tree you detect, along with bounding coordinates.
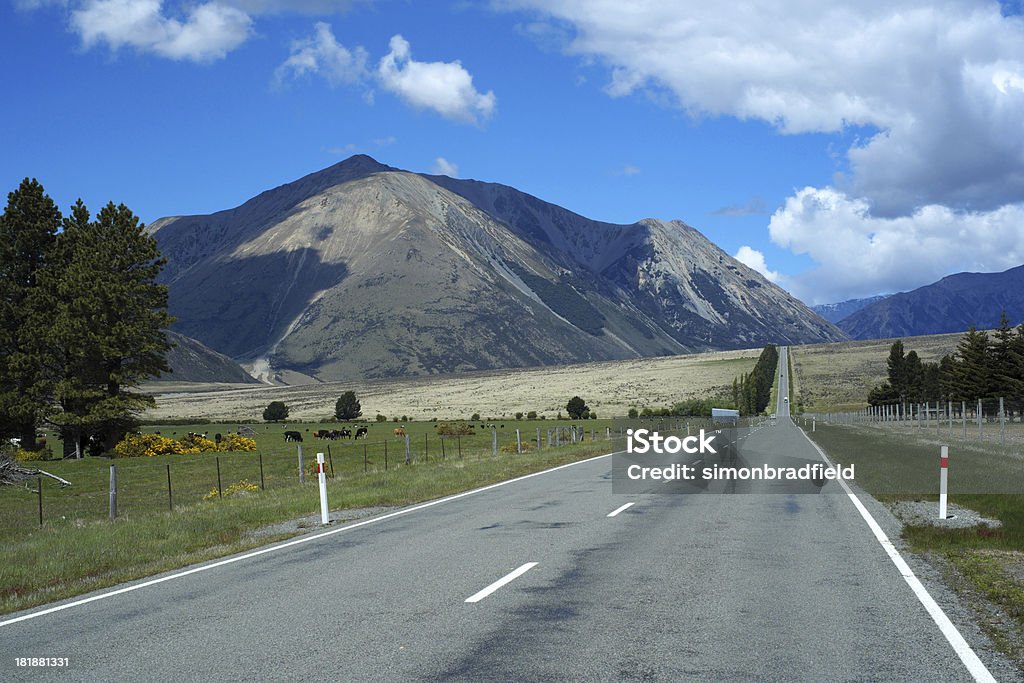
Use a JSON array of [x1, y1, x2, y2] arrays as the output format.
[[954, 326, 992, 406], [335, 391, 362, 420], [886, 340, 908, 401], [0, 179, 61, 446], [904, 350, 923, 402], [938, 354, 959, 401], [46, 201, 173, 454], [991, 311, 1024, 402]]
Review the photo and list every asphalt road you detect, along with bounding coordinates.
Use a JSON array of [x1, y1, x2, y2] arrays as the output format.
[[2, 347, 1018, 681]]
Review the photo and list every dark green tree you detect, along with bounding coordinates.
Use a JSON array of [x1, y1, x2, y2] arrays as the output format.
[[45, 201, 174, 455], [938, 354, 960, 401], [991, 311, 1024, 402], [886, 340, 908, 401], [566, 396, 588, 419], [335, 391, 362, 420], [0, 179, 61, 446], [263, 401, 289, 422], [954, 326, 992, 404], [904, 350, 923, 402]]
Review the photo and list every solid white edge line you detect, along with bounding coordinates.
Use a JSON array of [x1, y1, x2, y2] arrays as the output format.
[[465, 562, 538, 603], [796, 424, 996, 683], [607, 502, 634, 517], [1, 450, 618, 629]]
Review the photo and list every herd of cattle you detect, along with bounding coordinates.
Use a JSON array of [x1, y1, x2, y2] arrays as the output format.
[[283, 427, 368, 442]]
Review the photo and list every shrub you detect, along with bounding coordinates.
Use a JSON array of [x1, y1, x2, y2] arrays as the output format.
[[375, 414, 387, 422], [263, 401, 289, 422], [114, 432, 254, 457], [566, 396, 588, 419], [204, 479, 259, 501], [436, 422, 474, 437], [217, 434, 257, 452], [527, 411, 537, 419], [335, 391, 362, 420], [14, 447, 48, 462], [515, 412, 524, 420], [471, 413, 481, 421], [628, 408, 639, 419]]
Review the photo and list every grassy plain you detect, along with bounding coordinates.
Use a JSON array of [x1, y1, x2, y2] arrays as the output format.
[[789, 332, 963, 412], [142, 349, 759, 422]]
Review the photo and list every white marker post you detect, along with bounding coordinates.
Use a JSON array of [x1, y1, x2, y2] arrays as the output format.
[[316, 453, 329, 525], [939, 446, 949, 520]]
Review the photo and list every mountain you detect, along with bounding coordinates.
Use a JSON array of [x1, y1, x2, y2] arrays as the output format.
[[162, 331, 259, 384], [811, 295, 889, 324], [838, 265, 1024, 340], [148, 155, 844, 382]]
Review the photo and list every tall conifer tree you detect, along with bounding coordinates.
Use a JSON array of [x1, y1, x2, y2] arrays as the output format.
[[0, 179, 61, 446]]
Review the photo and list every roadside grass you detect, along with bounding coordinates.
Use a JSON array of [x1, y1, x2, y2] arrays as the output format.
[[1, 417, 703, 616], [802, 421, 1024, 663]]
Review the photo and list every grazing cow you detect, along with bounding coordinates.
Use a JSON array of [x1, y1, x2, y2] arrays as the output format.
[[284, 431, 303, 443], [354, 426, 368, 439], [313, 430, 329, 440], [339, 428, 352, 439], [393, 427, 406, 438]]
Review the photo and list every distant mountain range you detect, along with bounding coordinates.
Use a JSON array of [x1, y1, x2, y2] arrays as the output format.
[[811, 296, 889, 324], [148, 155, 844, 383], [836, 265, 1024, 340]]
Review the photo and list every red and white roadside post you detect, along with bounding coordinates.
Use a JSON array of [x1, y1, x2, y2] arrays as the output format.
[[316, 453, 330, 525], [939, 445, 949, 520]]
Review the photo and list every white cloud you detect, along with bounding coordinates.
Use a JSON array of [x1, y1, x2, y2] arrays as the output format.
[[273, 21, 367, 86], [712, 196, 767, 217], [431, 157, 459, 177], [70, 0, 251, 62], [734, 246, 779, 283], [768, 187, 1024, 304], [621, 164, 640, 176], [505, 1, 1024, 217], [377, 34, 496, 123]]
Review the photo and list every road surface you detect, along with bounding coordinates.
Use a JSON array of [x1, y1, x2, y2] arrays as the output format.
[[1, 347, 1017, 681]]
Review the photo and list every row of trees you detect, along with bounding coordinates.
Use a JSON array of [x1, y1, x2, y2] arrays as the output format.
[[731, 345, 778, 415], [0, 179, 172, 457], [868, 313, 1024, 410]]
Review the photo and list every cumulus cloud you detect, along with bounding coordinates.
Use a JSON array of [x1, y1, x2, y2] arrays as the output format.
[[431, 157, 459, 177], [505, 1, 1024, 216], [28, 0, 367, 61], [70, 0, 251, 61], [273, 21, 367, 86], [377, 34, 496, 124], [734, 246, 780, 283], [505, 1, 1024, 300], [768, 187, 1024, 304]]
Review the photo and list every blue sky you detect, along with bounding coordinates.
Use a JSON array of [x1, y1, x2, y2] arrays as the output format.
[[4, 1, 1024, 305]]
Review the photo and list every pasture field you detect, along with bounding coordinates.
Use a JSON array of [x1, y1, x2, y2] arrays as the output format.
[[0, 416, 709, 615], [789, 332, 963, 412], [141, 349, 759, 421]]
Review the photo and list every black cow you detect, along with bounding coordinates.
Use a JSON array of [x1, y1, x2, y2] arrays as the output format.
[[339, 428, 352, 439], [354, 426, 368, 439], [284, 431, 303, 442]]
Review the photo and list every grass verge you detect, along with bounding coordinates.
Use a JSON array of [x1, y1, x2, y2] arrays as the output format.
[[803, 421, 1024, 667]]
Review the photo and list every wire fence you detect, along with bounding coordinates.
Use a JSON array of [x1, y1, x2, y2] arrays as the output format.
[[802, 397, 1024, 449], [3, 417, 719, 528]]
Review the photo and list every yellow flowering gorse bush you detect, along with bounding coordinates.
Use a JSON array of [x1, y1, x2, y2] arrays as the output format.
[[114, 432, 258, 458], [203, 479, 260, 500]]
